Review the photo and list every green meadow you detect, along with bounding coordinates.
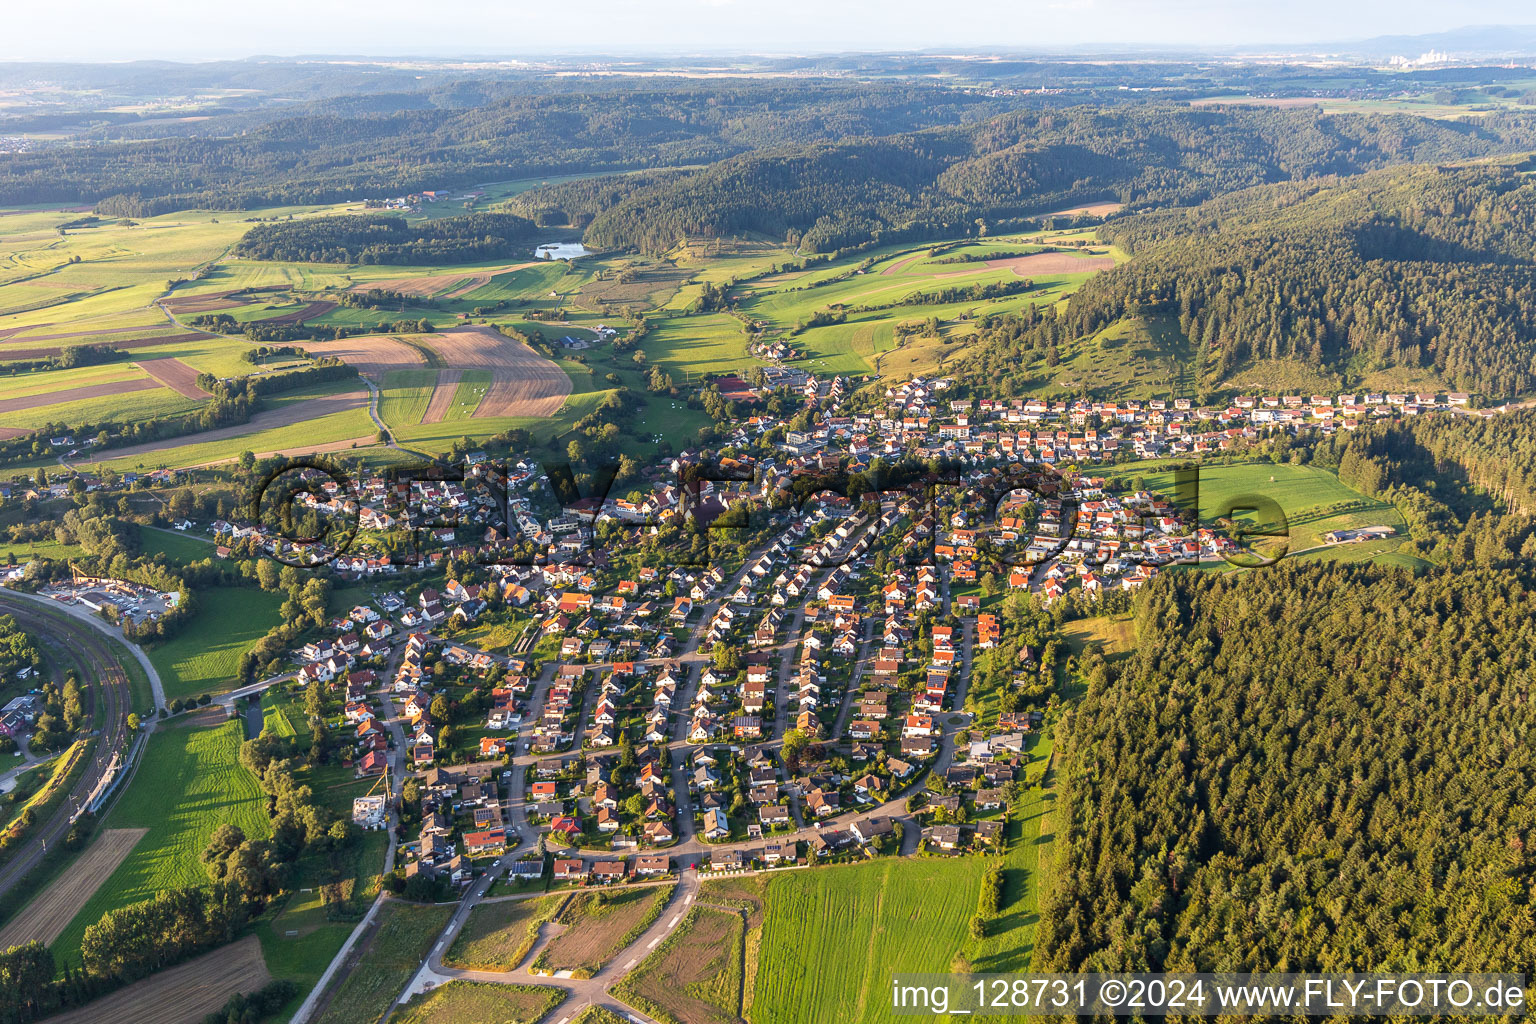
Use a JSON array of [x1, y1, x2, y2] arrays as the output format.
[[50, 718, 269, 962], [147, 586, 286, 700]]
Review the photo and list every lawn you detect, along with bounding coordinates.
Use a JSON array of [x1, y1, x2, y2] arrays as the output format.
[[392, 980, 564, 1024], [443, 894, 563, 972], [313, 900, 454, 1024], [49, 719, 269, 962], [146, 586, 285, 700], [137, 524, 216, 563]]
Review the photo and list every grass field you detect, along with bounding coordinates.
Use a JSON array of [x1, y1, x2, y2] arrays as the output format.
[[69, 381, 375, 474], [443, 894, 564, 972], [393, 980, 564, 1024], [137, 524, 216, 563], [379, 368, 437, 428], [532, 885, 670, 977], [749, 857, 991, 1024], [1116, 460, 1410, 558], [313, 900, 453, 1024], [444, 369, 493, 421], [613, 904, 748, 1024], [638, 313, 755, 382], [50, 719, 269, 962], [147, 586, 285, 700]]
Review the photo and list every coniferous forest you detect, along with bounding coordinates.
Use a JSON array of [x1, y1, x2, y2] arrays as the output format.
[[1037, 563, 1536, 974]]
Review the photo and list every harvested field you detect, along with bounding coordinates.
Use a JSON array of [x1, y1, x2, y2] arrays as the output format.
[[0, 332, 207, 361], [161, 287, 284, 315], [1038, 201, 1124, 218], [72, 387, 368, 464], [0, 377, 160, 414], [0, 828, 146, 949], [880, 253, 926, 276], [357, 263, 541, 299], [38, 935, 270, 1024], [532, 885, 670, 976], [137, 357, 211, 398], [424, 326, 570, 418], [305, 335, 427, 379], [421, 369, 463, 424], [254, 300, 336, 327]]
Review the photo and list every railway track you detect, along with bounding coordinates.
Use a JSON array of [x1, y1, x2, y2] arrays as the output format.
[[0, 595, 132, 900]]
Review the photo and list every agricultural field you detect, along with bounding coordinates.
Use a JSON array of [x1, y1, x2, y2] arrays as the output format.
[[531, 884, 671, 977], [393, 981, 564, 1024], [613, 903, 752, 1024], [146, 586, 286, 700], [0, 827, 145, 949], [748, 857, 991, 1024], [50, 718, 269, 961], [443, 894, 565, 971], [68, 381, 375, 473], [638, 313, 755, 383], [730, 234, 1119, 377], [377, 368, 436, 427], [313, 900, 454, 1024], [38, 934, 272, 1024]]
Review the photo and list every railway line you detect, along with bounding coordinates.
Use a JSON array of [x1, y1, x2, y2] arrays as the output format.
[[0, 594, 134, 900]]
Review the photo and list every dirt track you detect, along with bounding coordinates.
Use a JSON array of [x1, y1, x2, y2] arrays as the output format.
[[424, 326, 570, 418], [40, 935, 271, 1024], [0, 377, 161, 414], [137, 357, 211, 398], [303, 336, 427, 379], [72, 387, 368, 465], [421, 369, 464, 424], [0, 828, 145, 949]]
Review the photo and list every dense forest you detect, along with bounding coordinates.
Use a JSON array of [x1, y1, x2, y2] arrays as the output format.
[[948, 165, 1536, 397], [232, 213, 538, 264], [0, 82, 1019, 213], [1037, 564, 1536, 974], [514, 105, 1536, 254]]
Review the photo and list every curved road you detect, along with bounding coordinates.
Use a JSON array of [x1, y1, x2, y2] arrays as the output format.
[[0, 593, 141, 900]]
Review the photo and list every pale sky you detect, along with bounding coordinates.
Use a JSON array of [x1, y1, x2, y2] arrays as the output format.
[[3, 0, 1534, 62]]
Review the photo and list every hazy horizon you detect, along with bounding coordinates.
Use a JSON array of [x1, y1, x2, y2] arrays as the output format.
[[6, 1, 1536, 63]]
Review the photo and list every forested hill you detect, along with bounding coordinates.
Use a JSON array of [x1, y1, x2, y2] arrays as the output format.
[[1081, 164, 1536, 396], [512, 105, 1536, 253], [0, 81, 1019, 214], [232, 213, 538, 264], [1037, 564, 1536, 973], [949, 164, 1536, 398]]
